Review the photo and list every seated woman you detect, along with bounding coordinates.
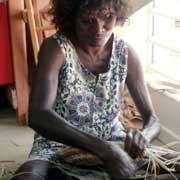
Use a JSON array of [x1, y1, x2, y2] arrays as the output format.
[[11, 0, 180, 179]]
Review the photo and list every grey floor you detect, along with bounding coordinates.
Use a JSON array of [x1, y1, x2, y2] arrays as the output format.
[[0, 107, 34, 163]]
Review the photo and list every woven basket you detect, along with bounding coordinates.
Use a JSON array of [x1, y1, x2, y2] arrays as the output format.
[[119, 86, 143, 130], [57, 142, 124, 167]]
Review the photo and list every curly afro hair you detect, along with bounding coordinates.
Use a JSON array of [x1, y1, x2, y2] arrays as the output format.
[[49, 0, 132, 39]]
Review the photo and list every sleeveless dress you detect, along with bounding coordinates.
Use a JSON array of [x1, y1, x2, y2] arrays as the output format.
[[29, 32, 179, 180], [29, 32, 128, 179]]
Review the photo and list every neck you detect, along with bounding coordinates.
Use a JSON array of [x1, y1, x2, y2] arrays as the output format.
[[74, 34, 113, 57], [81, 45, 104, 56]]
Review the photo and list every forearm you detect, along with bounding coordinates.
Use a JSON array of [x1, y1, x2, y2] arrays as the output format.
[[141, 115, 161, 143], [29, 109, 110, 159]]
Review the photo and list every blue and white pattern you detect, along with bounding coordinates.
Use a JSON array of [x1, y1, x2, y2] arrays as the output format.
[[29, 32, 129, 179], [52, 32, 128, 140]]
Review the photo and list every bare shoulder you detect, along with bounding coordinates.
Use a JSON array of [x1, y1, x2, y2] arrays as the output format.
[[126, 43, 143, 77], [126, 43, 141, 67], [37, 35, 65, 73], [125, 42, 146, 90], [29, 35, 65, 110]]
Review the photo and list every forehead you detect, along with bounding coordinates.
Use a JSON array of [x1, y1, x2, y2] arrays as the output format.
[[79, 5, 115, 17]]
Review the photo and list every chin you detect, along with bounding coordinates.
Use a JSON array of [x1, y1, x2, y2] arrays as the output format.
[[88, 39, 108, 47]]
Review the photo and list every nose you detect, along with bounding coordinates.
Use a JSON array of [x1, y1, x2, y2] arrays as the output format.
[[94, 19, 106, 34]]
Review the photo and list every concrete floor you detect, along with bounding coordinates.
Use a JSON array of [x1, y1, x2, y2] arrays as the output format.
[[0, 107, 34, 163]]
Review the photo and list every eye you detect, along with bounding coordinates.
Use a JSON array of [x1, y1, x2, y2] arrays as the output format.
[[103, 13, 115, 21], [105, 14, 112, 19], [80, 18, 94, 24]]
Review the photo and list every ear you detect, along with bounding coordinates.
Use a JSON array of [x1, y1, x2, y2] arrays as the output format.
[[116, 17, 130, 27], [116, 20, 125, 27]]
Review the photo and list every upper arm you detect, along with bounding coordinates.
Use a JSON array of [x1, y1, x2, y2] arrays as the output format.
[[125, 44, 156, 123], [29, 36, 64, 111]]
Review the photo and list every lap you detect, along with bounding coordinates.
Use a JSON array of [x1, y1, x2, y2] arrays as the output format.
[[19, 142, 179, 180]]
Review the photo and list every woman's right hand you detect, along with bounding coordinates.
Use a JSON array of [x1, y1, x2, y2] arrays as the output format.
[[101, 142, 136, 180], [125, 129, 148, 159]]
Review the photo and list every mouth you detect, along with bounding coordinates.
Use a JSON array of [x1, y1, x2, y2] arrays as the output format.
[[91, 35, 107, 42], [79, 33, 112, 46], [94, 34, 106, 39]]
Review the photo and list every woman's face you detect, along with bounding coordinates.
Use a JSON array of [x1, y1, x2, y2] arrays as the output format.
[[75, 5, 117, 47]]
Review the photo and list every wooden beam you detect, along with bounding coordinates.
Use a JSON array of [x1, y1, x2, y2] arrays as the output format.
[[8, 0, 29, 125], [130, 0, 153, 16], [25, 0, 39, 64], [37, 0, 57, 39], [32, 0, 44, 45], [36, 25, 55, 31]]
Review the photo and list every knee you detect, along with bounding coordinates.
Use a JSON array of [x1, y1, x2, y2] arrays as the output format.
[[10, 160, 49, 180]]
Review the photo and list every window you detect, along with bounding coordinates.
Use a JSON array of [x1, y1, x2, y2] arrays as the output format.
[[148, 0, 180, 82]]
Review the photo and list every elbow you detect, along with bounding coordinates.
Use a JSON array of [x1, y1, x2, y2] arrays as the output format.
[[28, 108, 41, 130], [151, 115, 161, 138], [156, 120, 161, 137], [28, 107, 49, 132], [152, 114, 161, 134], [144, 113, 161, 138]]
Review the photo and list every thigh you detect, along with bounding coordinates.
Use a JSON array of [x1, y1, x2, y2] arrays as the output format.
[[10, 160, 71, 180]]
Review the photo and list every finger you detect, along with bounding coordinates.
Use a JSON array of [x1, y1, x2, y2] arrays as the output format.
[[136, 133, 147, 158], [127, 130, 143, 159], [131, 130, 144, 158], [128, 130, 140, 158], [137, 142, 145, 158], [139, 132, 148, 149], [134, 130, 139, 144], [130, 130, 139, 150], [125, 130, 133, 153], [125, 135, 131, 153]]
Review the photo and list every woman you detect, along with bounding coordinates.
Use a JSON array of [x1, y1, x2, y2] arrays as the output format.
[[12, 0, 180, 179]]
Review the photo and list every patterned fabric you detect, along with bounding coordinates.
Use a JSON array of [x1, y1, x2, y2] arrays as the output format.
[[53, 32, 128, 140], [29, 32, 130, 179], [28, 32, 180, 180]]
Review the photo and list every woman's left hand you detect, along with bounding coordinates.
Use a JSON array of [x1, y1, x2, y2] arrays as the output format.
[[125, 129, 148, 159]]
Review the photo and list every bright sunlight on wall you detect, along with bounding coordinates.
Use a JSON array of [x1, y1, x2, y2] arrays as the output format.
[[114, 0, 180, 83]]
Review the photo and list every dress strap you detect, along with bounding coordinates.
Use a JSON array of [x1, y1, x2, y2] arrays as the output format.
[[52, 32, 70, 57]]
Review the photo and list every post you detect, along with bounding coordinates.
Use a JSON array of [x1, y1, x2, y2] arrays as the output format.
[[8, 0, 29, 125]]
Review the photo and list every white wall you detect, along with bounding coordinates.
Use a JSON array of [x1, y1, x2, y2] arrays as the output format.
[[119, 4, 150, 69], [149, 86, 180, 151]]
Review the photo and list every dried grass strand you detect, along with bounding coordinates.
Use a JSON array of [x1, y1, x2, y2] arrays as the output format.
[[145, 149, 180, 180]]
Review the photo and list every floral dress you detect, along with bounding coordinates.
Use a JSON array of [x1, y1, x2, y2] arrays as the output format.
[[29, 32, 129, 179], [29, 33, 179, 180]]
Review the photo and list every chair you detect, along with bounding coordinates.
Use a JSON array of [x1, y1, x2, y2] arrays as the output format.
[[23, 0, 56, 64], [8, 0, 56, 125]]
